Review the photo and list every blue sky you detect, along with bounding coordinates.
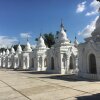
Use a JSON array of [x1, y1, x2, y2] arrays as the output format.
[[0, 0, 99, 47]]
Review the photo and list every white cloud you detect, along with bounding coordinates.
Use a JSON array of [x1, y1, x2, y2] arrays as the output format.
[[20, 32, 31, 39], [78, 16, 99, 37], [86, 11, 97, 16], [0, 36, 18, 48], [86, 0, 100, 16], [76, 1, 86, 13]]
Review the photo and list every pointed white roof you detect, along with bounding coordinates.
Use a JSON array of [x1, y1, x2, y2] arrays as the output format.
[[2, 51, 5, 55], [58, 21, 70, 43], [96, 8, 100, 29], [0, 52, 2, 56], [96, 16, 100, 29], [24, 41, 32, 52], [92, 8, 100, 37], [17, 44, 22, 53], [11, 46, 15, 54], [6, 49, 10, 55], [36, 35, 46, 48], [74, 37, 79, 47]]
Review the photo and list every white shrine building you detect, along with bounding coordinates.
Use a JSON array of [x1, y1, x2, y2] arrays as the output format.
[[46, 22, 78, 74], [78, 14, 100, 80], [0, 22, 78, 75]]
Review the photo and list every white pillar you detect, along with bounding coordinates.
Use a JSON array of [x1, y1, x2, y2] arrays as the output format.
[[27, 56, 29, 69], [23, 57, 26, 69], [66, 56, 70, 74]]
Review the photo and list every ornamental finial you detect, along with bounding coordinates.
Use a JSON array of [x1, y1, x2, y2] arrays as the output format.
[[75, 36, 77, 40], [27, 34, 29, 42], [60, 19, 64, 28], [40, 33, 42, 36]]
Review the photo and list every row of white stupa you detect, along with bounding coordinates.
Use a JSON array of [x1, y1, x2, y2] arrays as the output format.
[[0, 22, 79, 74], [0, 36, 46, 69]]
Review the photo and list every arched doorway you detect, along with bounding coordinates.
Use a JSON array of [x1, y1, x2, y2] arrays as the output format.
[[8, 57, 11, 68], [44, 58, 47, 67], [51, 57, 54, 70], [25, 57, 27, 67], [0, 57, 1, 67], [39, 57, 42, 68], [23, 56, 29, 69], [14, 57, 19, 68], [89, 54, 97, 74], [3, 57, 6, 68], [32, 58, 34, 68], [69, 56, 73, 69], [63, 53, 67, 68]]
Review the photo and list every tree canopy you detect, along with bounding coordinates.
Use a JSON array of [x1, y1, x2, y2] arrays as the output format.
[[43, 33, 55, 48], [0, 48, 6, 52], [13, 45, 25, 51], [0, 45, 25, 52], [35, 33, 55, 48]]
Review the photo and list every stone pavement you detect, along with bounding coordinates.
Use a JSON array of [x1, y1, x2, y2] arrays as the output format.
[[0, 69, 100, 100]]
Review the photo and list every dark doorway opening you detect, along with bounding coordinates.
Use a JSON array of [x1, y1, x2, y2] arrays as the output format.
[[89, 54, 97, 74]]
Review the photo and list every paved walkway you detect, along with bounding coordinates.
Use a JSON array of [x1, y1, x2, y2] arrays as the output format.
[[0, 69, 100, 100]]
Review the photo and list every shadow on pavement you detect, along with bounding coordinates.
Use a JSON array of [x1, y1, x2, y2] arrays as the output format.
[[19, 71, 53, 74], [40, 74, 99, 82], [1, 68, 99, 82], [76, 93, 100, 100], [16, 70, 99, 82]]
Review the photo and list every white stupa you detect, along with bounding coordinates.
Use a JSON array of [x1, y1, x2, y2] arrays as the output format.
[[78, 7, 100, 80], [17, 44, 22, 53], [11, 46, 15, 54], [74, 36, 79, 47], [58, 21, 70, 44], [2, 51, 5, 55], [6, 49, 10, 55], [36, 34, 46, 48], [24, 39, 32, 52], [0, 52, 2, 56], [92, 8, 100, 39]]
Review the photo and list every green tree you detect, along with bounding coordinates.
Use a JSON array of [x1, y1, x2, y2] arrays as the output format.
[[43, 33, 55, 48], [13, 45, 25, 51], [0, 48, 6, 52], [0, 44, 25, 52], [35, 33, 55, 48], [13, 45, 18, 51]]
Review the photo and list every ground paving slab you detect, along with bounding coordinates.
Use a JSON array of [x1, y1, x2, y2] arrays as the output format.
[[0, 69, 100, 100]]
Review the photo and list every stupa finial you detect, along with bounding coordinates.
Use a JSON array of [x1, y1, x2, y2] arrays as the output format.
[[27, 34, 29, 42], [75, 36, 77, 40], [18, 40, 20, 45], [40, 33, 42, 36], [61, 19, 64, 28]]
